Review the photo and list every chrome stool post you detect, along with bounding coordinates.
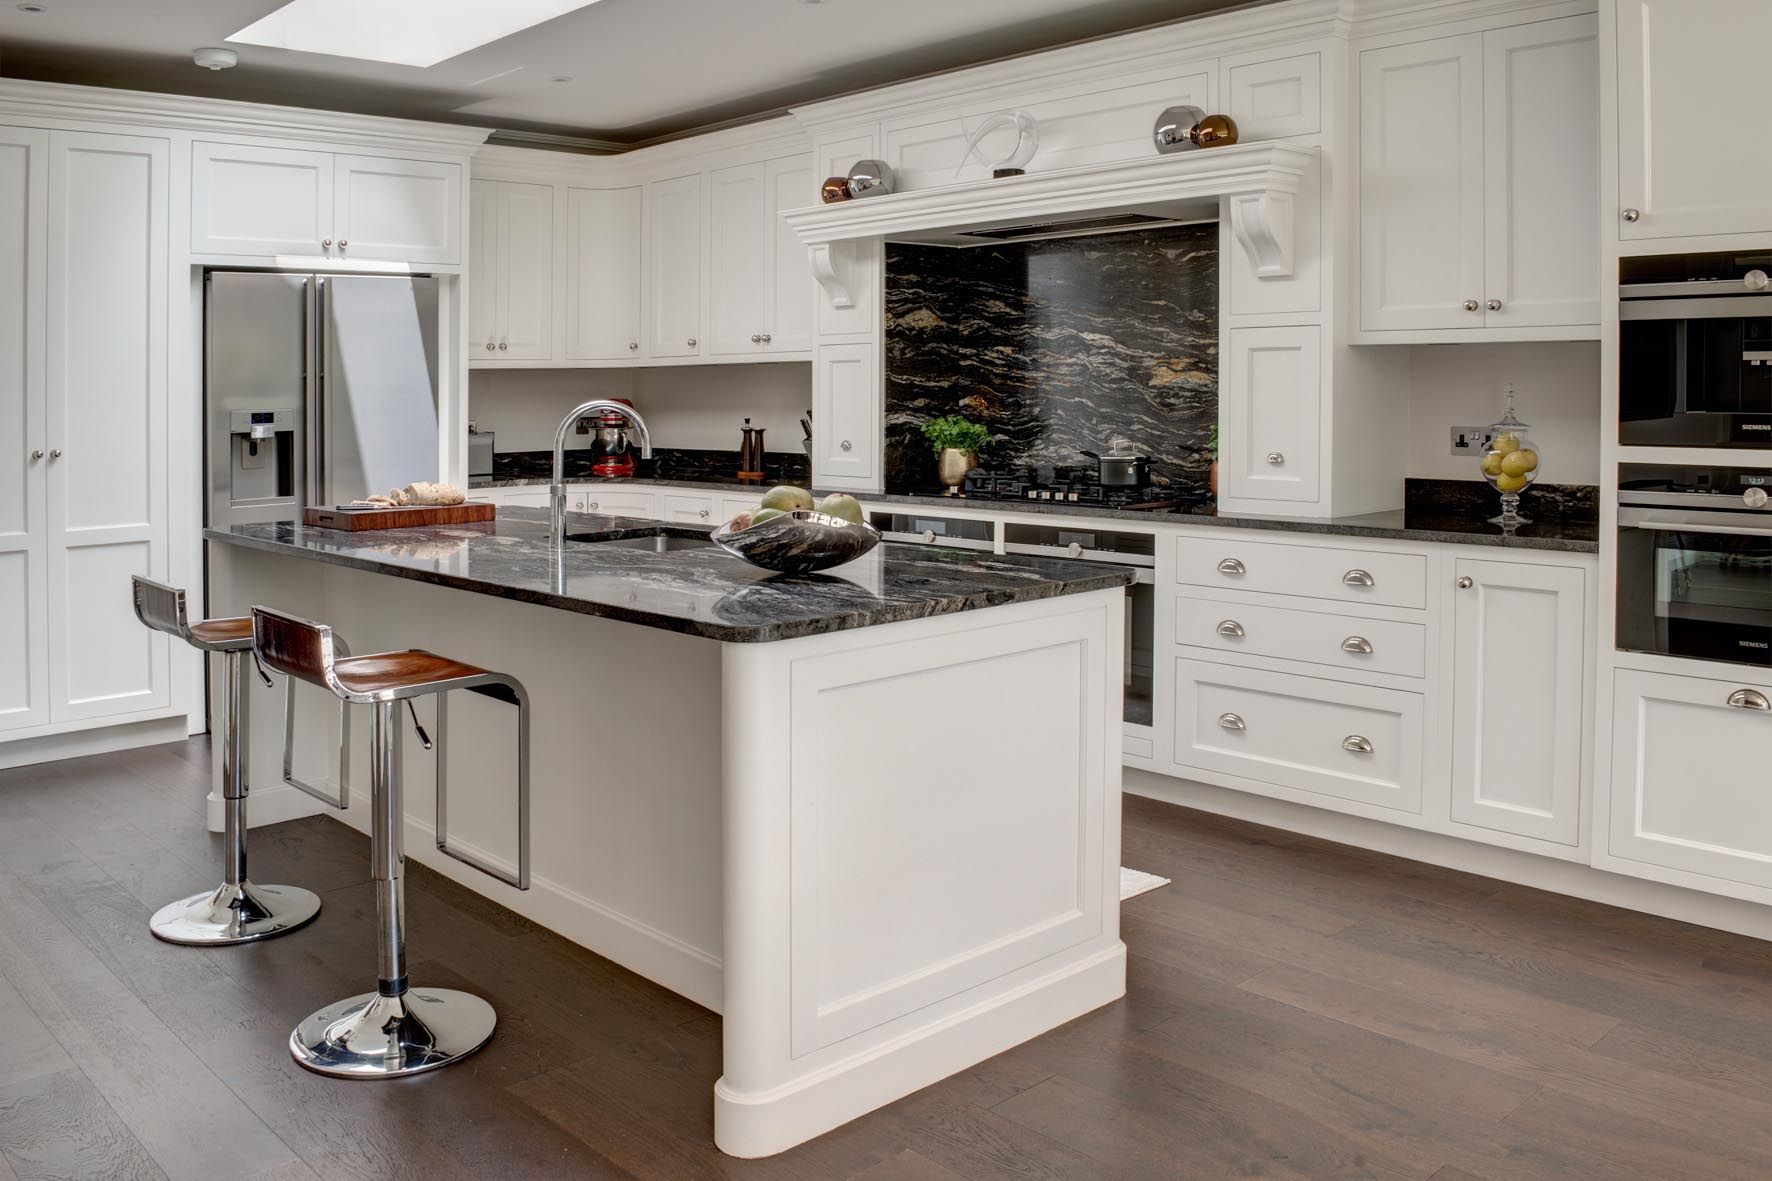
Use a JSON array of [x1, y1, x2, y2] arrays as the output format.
[[129, 576, 322, 945], [252, 604, 531, 1079]]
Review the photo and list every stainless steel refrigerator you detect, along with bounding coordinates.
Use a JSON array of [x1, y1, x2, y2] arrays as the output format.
[[205, 271, 441, 527]]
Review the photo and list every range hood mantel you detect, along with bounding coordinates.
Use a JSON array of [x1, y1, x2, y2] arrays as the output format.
[[783, 140, 1316, 309]]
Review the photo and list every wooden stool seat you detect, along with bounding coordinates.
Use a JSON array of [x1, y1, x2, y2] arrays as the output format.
[[187, 617, 254, 649], [333, 652, 490, 698]]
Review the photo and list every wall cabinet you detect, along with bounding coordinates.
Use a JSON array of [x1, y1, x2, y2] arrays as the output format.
[[707, 155, 815, 357], [1357, 15, 1597, 336], [1220, 326, 1320, 507], [1448, 558, 1585, 845], [1608, 669, 1772, 892], [565, 185, 644, 361], [468, 178, 553, 360], [193, 142, 462, 264], [0, 129, 172, 732], [646, 173, 703, 359], [1615, 0, 1772, 242]]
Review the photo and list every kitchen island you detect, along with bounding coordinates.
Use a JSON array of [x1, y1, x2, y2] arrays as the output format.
[[205, 509, 1130, 1157]]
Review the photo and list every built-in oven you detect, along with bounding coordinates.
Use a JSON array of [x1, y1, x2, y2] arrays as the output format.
[[1618, 464, 1772, 668], [1618, 252, 1772, 447]]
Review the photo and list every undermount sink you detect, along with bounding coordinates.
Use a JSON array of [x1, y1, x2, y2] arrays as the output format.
[[566, 529, 713, 553]]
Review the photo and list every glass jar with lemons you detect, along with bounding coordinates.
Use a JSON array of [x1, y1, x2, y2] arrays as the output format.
[[1479, 384, 1541, 526]]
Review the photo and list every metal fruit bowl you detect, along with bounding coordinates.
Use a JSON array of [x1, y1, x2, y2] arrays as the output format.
[[710, 510, 882, 575]]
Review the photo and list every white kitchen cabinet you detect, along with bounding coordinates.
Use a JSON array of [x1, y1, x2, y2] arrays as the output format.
[[194, 143, 461, 264], [707, 153, 815, 358], [332, 154, 462, 265], [1616, 0, 1772, 241], [1357, 16, 1597, 335], [578, 488, 657, 517], [765, 154, 814, 354], [1448, 558, 1585, 845], [565, 185, 644, 361], [468, 178, 552, 361], [659, 492, 717, 524], [646, 173, 703, 359], [191, 141, 333, 256], [1608, 669, 1772, 891], [45, 130, 170, 723], [1220, 326, 1319, 506], [0, 127, 48, 733], [811, 342, 879, 490]]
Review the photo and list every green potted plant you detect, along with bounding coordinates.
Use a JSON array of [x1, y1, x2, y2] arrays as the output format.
[[1207, 424, 1219, 497], [921, 415, 991, 496]]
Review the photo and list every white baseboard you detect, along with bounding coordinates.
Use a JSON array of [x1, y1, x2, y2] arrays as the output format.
[[1126, 770, 1772, 944], [205, 781, 330, 833], [0, 716, 191, 770]]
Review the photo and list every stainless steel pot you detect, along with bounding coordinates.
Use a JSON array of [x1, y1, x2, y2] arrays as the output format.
[[1080, 450, 1150, 487]]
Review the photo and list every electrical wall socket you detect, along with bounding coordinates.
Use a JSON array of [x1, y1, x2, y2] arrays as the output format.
[[1449, 425, 1495, 456]]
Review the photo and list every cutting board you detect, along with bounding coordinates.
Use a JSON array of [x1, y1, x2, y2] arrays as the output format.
[[303, 502, 498, 531]]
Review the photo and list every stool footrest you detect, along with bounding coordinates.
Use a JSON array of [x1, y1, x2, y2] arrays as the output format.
[[433, 686, 531, 891]]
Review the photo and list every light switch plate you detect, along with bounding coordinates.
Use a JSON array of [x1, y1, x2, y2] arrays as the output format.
[[1450, 425, 1495, 456]]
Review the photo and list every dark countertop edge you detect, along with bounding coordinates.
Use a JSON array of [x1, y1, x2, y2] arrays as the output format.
[[203, 524, 1136, 645], [470, 475, 779, 494]]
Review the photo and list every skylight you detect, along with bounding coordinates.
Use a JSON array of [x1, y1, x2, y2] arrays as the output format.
[[228, 0, 603, 68]]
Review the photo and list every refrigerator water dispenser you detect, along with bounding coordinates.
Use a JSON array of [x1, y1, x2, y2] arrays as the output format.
[[228, 408, 297, 508]]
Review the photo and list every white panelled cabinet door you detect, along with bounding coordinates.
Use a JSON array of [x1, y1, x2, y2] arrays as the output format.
[[1609, 669, 1772, 892], [467, 178, 499, 358], [1481, 15, 1598, 329], [646, 173, 703, 359], [566, 185, 643, 361], [707, 161, 768, 356], [765, 153, 815, 354], [1617, 0, 1772, 241], [0, 128, 49, 732], [1449, 559, 1586, 845], [1221, 325, 1320, 506], [332, 154, 462, 265], [1358, 34, 1485, 332], [813, 342, 879, 490], [44, 130, 170, 723], [495, 180, 554, 359], [191, 142, 332, 257]]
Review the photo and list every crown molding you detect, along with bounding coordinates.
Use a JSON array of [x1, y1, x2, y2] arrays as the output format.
[[0, 78, 492, 153], [484, 128, 625, 155]]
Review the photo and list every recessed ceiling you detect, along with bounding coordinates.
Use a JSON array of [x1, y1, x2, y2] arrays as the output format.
[[0, 0, 1269, 146]]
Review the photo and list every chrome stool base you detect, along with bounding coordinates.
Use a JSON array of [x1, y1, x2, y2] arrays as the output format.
[[149, 880, 322, 946], [289, 988, 496, 1078]]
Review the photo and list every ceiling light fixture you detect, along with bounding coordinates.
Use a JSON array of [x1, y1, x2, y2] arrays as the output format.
[[193, 47, 239, 71], [228, 0, 606, 69], [16, 3, 47, 12], [548, 75, 572, 83]]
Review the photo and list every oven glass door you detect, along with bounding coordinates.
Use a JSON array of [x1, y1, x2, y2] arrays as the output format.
[[1622, 524, 1772, 665], [1619, 309, 1772, 446]]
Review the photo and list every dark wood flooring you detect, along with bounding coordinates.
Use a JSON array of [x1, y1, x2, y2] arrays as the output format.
[[3, 740, 1772, 1179]]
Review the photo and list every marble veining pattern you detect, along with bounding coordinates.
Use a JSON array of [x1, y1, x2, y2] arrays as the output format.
[[884, 225, 1218, 494], [206, 510, 1133, 643]]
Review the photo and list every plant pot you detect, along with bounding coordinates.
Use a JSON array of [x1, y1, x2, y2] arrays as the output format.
[[937, 448, 976, 496], [1209, 461, 1218, 496]]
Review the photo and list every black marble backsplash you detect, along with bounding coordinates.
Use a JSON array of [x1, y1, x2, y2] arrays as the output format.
[[491, 447, 810, 486], [884, 224, 1218, 495], [1404, 478, 1598, 522]]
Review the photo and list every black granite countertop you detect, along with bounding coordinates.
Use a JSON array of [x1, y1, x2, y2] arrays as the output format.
[[204, 509, 1135, 644]]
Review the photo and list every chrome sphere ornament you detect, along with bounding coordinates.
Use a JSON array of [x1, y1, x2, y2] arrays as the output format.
[[846, 159, 896, 198]]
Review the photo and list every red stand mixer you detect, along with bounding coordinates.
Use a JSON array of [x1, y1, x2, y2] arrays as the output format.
[[589, 398, 639, 478]]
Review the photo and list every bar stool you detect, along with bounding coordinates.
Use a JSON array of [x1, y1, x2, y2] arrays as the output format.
[[251, 604, 531, 1079], [130, 576, 324, 944]]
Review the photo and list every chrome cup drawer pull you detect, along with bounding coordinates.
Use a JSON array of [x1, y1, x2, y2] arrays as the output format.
[[1342, 735, 1374, 754], [1217, 712, 1246, 732], [1215, 620, 1245, 638], [1341, 636, 1374, 655], [1216, 557, 1246, 576], [1728, 688, 1771, 711], [1342, 568, 1375, 588]]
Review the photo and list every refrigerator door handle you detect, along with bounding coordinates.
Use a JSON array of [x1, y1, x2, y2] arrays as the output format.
[[309, 276, 324, 508]]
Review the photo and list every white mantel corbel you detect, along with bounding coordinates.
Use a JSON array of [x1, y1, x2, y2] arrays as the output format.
[[784, 140, 1317, 306]]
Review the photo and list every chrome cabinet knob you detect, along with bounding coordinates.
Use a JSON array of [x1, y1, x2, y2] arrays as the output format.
[[687, 338, 697, 347], [699, 509, 710, 519], [1066, 542, 1083, 558], [1265, 451, 1284, 465], [628, 341, 639, 351], [840, 440, 853, 451], [1745, 487, 1770, 508], [322, 238, 332, 250], [1342, 568, 1374, 588], [1217, 712, 1246, 732], [1342, 734, 1374, 754], [1487, 298, 1503, 312], [1747, 270, 1770, 293], [1341, 636, 1374, 655], [760, 333, 772, 343], [498, 341, 508, 350], [1727, 689, 1771, 711], [1457, 576, 1474, 589], [1215, 619, 1245, 638], [921, 530, 936, 543], [1216, 557, 1246, 576], [1463, 299, 1480, 311], [574, 498, 585, 510], [48, 448, 62, 459], [485, 342, 496, 351], [587, 501, 598, 511], [29, 449, 43, 460], [750, 334, 761, 343], [1622, 208, 1640, 222], [338, 239, 347, 250]]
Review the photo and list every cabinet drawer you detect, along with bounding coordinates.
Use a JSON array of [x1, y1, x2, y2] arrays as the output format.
[[1177, 535, 1427, 609], [578, 489, 655, 517], [1175, 658, 1423, 813], [1176, 594, 1426, 678], [660, 493, 717, 524]]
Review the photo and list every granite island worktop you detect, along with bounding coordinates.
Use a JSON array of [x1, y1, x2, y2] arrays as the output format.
[[204, 507, 1134, 643]]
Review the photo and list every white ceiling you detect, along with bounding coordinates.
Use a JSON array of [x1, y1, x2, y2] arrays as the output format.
[[0, 0, 1262, 145]]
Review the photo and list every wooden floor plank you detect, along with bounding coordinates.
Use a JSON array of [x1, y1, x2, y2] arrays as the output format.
[[0, 1068, 166, 1181], [0, 970, 73, 1091]]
